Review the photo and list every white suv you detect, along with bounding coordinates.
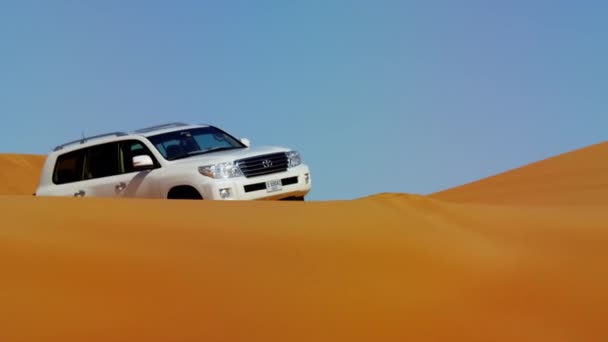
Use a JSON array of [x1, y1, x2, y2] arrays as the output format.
[[35, 123, 311, 200]]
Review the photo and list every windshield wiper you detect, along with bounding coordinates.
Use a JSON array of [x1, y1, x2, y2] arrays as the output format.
[[170, 147, 241, 160], [200, 146, 242, 154]]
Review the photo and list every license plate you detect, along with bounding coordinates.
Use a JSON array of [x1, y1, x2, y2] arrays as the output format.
[[266, 179, 282, 192]]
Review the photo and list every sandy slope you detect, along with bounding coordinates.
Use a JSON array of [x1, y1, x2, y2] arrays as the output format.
[[0, 154, 45, 195], [431, 141, 608, 205], [1, 145, 607, 341]]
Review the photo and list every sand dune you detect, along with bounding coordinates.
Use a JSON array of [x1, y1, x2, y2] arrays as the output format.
[[0, 154, 45, 195], [432, 141, 608, 205], [1, 145, 607, 341]]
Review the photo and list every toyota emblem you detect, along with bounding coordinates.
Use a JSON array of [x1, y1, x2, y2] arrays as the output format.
[[262, 159, 273, 168]]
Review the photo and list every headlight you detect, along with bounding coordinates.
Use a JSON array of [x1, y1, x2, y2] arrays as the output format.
[[286, 150, 301, 168], [198, 162, 243, 179]]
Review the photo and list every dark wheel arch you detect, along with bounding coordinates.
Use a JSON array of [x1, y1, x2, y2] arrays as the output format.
[[282, 196, 305, 201], [167, 186, 203, 200]]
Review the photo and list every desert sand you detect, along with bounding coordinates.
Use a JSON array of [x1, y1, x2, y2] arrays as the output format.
[[0, 143, 607, 341], [0, 154, 45, 196]]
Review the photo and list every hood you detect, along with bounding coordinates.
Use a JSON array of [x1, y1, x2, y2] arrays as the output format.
[[170, 145, 290, 165]]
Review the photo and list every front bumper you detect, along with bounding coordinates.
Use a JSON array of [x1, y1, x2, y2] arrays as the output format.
[[198, 164, 311, 200]]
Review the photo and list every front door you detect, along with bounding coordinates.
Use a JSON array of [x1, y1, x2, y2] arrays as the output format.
[[83, 140, 161, 198]]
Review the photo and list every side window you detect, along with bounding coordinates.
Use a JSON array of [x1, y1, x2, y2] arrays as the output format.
[[53, 149, 85, 184], [84, 142, 120, 179], [119, 140, 158, 173]]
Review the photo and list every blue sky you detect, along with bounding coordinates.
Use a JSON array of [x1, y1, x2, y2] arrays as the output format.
[[1, 1, 606, 200]]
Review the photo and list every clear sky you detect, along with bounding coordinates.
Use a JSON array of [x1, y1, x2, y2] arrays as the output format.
[[1, 1, 606, 200]]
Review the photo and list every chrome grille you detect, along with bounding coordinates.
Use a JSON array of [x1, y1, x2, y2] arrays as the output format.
[[237, 153, 288, 178]]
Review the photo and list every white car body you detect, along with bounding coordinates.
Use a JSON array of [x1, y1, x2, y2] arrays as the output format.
[[36, 123, 312, 200]]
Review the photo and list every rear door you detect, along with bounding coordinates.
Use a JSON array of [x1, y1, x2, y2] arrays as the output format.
[[48, 148, 88, 197], [79, 141, 127, 197]]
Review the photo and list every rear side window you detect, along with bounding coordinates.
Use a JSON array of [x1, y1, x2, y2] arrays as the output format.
[[53, 140, 158, 184], [53, 142, 120, 184], [85, 143, 120, 179], [53, 149, 86, 184]]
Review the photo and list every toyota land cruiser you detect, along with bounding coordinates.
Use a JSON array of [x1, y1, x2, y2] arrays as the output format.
[[35, 123, 311, 200]]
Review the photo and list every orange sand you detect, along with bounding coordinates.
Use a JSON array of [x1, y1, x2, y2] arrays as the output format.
[[1, 143, 607, 341], [0, 154, 45, 195], [431, 142, 608, 206]]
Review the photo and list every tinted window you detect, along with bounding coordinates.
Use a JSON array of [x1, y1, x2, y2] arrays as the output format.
[[53, 141, 158, 184], [85, 143, 120, 179], [147, 127, 244, 160], [193, 134, 233, 151], [53, 150, 85, 184]]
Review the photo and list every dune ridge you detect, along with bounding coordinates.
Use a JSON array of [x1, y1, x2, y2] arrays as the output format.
[[1, 143, 607, 341], [431, 141, 608, 205]]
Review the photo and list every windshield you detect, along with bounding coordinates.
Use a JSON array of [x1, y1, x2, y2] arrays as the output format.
[[147, 127, 245, 160]]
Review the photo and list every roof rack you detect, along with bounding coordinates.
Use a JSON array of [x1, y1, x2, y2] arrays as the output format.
[[53, 132, 128, 151], [133, 122, 189, 134]]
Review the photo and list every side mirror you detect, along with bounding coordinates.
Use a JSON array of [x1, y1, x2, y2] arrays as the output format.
[[132, 155, 154, 169], [240, 138, 251, 147]]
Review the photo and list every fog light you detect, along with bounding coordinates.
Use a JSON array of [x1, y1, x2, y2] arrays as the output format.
[[219, 188, 232, 199], [304, 173, 310, 184]]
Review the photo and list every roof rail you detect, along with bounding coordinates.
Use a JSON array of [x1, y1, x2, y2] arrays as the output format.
[[53, 132, 128, 151], [133, 122, 189, 134]]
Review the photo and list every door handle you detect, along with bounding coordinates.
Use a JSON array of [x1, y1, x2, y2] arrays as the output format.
[[115, 182, 127, 192], [74, 190, 85, 197]]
